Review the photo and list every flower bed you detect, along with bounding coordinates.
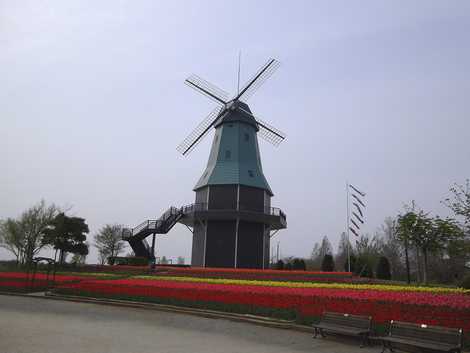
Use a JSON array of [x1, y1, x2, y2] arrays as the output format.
[[0, 272, 98, 292], [54, 277, 470, 333], [135, 275, 470, 295], [62, 264, 150, 275], [154, 267, 353, 283]]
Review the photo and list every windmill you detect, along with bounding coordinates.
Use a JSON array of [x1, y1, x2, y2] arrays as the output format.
[[177, 58, 288, 269], [177, 58, 285, 155]]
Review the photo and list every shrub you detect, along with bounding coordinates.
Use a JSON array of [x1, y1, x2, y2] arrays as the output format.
[[460, 273, 470, 289], [355, 256, 373, 278], [321, 254, 335, 272], [108, 256, 148, 266], [274, 260, 284, 270], [376, 256, 392, 280], [292, 258, 306, 271]]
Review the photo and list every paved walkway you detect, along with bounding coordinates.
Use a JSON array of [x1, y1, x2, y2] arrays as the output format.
[[0, 294, 377, 353]]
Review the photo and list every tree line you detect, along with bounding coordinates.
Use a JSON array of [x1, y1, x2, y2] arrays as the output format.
[[306, 180, 470, 285], [1, 180, 468, 278], [0, 201, 183, 266], [0, 201, 89, 266], [0, 200, 126, 266]]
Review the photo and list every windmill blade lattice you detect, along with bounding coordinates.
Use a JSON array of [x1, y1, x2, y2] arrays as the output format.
[[237, 106, 285, 146], [185, 75, 229, 105], [257, 118, 286, 146], [236, 58, 280, 102], [177, 106, 224, 155]]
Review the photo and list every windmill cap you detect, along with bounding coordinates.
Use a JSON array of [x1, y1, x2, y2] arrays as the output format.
[[214, 101, 259, 130]]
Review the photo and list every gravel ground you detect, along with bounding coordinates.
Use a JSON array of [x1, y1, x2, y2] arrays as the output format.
[[0, 294, 377, 353]]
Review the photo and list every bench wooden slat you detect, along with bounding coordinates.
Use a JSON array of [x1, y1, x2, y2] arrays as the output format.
[[381, 320, 463, 353], [313, 324, 368, 335], [312, 311, 372, 347], [381, 336, 460, 351]]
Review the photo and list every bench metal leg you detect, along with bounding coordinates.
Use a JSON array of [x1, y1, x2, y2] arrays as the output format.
[[381, 341, 389, 353], [381, 341, 394, 353], [312, 327, 326, 339], [360, 334, 369, 348]]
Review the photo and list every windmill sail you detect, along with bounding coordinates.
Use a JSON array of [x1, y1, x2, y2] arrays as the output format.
[[177, 106, 223, 155], [237, 106, 285, 146], [257, 119, 286, 146], [185, 75, 229, 105], [236, 58, 280, 102]]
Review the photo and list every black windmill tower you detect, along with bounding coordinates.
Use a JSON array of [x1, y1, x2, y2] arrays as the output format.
[[177, 58, 287, 269]]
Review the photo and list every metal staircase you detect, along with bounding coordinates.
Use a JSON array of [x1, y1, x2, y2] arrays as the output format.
[[122, 207, 183, 260]]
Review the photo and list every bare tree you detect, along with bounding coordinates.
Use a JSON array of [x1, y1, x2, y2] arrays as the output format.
[[335, 232, 352, 270], [309, 236, 333, 269], [20, 200, 60, 265], [94, 224, 125, 265], [0, 219, 25, 264], [379, 217, 404, 278], [444, 179, 470, 235]]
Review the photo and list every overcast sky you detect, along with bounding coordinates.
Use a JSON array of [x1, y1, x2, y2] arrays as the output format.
[[1, 1, 470, 263]]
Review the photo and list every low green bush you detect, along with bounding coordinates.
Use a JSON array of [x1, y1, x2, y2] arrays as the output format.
[[460, 273, 470, 289], [108, 256, 148, 266]]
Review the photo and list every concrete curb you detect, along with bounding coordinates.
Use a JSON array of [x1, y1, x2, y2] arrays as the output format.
[[0, 291, 311, 332]]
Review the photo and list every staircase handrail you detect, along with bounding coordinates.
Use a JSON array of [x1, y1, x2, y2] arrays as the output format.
[[132, 220, 150, 235]]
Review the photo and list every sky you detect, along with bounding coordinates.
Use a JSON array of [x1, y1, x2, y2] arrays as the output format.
[[1, 1, 470, 264]]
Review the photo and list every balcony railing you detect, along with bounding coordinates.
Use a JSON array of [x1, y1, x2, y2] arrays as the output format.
[[180, 202, 286, 222]]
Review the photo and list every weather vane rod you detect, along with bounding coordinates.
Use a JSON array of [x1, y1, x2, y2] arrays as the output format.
[[237, 51, 241, 95]]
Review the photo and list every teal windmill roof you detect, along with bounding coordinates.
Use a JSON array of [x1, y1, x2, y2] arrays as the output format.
[[194, 106, 273, 195]]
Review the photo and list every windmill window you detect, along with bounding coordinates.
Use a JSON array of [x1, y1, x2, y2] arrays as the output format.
[[244, 133, 249, 141], [225, 150, 231, 159], [248, 170, 254, 177]]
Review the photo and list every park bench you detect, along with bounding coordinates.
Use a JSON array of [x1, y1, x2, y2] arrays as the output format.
[[380, 320, 463, 353], [312, 311, 372, 347]]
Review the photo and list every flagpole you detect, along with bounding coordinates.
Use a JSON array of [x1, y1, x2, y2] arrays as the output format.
[[346, 181, 351, 273]]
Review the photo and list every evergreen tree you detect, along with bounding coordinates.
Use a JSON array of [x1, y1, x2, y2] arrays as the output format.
[[321, 254, 335, 272], [376, 256, 391, 280], [43, 213, 89, 264]]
